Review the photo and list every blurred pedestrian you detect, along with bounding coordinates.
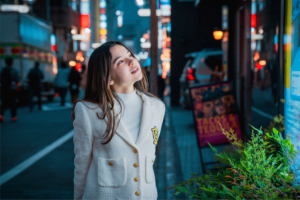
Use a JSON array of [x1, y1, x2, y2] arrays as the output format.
[[27, 62, 44, 111], [79, 64, 87, 99], [0, 57, 20, 122], [68, 66, 81, 103], [71, 41, 165, 200], [55, 61, 70, 106]]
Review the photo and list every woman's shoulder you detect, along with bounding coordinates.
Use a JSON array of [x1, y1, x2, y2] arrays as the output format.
[[142, 93, 165, 109], [75, 101, 101, 114]]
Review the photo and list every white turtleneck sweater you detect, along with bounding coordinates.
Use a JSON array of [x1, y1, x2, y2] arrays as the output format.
[[116, 89, 143, 143]]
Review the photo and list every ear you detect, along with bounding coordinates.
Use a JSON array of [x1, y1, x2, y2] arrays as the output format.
[[109, 80, 114, 85]]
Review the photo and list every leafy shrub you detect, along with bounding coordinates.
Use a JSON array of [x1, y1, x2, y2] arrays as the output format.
[[167, 125, 300, 199]]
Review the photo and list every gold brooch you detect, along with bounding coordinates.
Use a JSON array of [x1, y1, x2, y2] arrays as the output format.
[[151, 126, 159, 145]]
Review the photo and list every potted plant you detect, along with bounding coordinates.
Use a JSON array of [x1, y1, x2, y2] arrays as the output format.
[[167, 124, 300, 199]]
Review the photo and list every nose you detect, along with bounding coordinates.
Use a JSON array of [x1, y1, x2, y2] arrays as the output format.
[[128, 57, 134, 67]]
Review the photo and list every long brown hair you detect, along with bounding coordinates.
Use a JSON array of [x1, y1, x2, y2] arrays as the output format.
[[71, 41, 154, 144]]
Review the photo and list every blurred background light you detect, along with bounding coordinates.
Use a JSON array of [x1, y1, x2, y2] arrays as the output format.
[[138, 9, 150, 17], [0, 4, 30, 13], [259, 60, 266, 66], [116, 10, 121, 15], [100, 29, 107, 35], [141, 42, 151, 48], [80, 14, 90, 28], [118, 35, 123, 40], [259, 28, 264, 34], [140, 38, 146, 43], [84, 28, 91, 33], [72, 34, 89, 40], [213, 30, 223, 40], [100, 14, 107, 21], [22, 0, 36, 4], [135, 0, 144, 6], [69, 61, 76, 67], [71, 29, 76, 34], [99, 1, 106, 8], [101, 39, 107, 43], [117, 16, 123, 27], [100, 22, 107, 28], [143, 33, 150, 40], [92, 43, 102, 49]]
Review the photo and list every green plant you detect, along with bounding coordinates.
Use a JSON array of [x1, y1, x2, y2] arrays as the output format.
[[167, 125, 300, 199]]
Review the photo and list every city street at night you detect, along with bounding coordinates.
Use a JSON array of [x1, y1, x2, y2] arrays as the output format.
[[1, 0, 300, 199]]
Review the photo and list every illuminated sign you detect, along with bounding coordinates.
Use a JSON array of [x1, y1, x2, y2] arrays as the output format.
[[141, 42, 151, 48], [72, 34, 89, 41], [51, 34, 56, 52], [251, 34, 263, 40], [80, 14, 90, 28], [0, 4, 30, 13], [251, 14, 256, 28], [138, 9, 161, 17]]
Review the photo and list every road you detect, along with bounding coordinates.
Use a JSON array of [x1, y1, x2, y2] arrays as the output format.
[[0, 102, 74, 199]]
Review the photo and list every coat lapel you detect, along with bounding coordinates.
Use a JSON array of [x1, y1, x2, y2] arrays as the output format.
[[114, 102, 137, 148], [135, 92, 155, 146]]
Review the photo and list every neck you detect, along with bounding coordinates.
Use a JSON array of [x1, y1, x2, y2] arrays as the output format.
[[112, 84, 135, 94]]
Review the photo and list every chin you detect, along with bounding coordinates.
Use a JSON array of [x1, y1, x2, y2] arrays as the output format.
[[136, 71, 143, 81]]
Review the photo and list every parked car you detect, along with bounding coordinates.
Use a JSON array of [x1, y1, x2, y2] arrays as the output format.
[[179, 48, 223, 109]]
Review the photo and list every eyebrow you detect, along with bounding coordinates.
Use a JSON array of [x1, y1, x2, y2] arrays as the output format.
[[112, 50, 130, 65]]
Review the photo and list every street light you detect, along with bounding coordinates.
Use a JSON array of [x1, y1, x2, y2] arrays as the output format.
[[213, 28, 223, 40]]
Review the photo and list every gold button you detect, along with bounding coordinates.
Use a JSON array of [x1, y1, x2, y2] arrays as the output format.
[[108, 161, 113, 166], [135, 191, 140, 196], [133, 149, 138, 153], [134, 177, 139, 182], [152, 159, 154, 163], [133, 163, 139, 168]]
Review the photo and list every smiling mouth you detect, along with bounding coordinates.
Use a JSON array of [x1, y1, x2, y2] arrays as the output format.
[[131, 67, 139, 74]]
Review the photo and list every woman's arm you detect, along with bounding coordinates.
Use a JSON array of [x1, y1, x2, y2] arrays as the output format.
[[73, 102, 94, 200]]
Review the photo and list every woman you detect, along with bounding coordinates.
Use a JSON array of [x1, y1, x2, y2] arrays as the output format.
[[68, 66, 81, 103], [71, 41, 165, 200]]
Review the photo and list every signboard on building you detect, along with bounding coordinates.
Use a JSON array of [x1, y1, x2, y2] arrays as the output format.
[[190, 81, 242, 147]]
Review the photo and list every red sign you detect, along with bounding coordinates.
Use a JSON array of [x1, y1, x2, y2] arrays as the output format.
[[80, 14, 90, 28], [251, 14, 256, 28], [190, 82, 242, 147]]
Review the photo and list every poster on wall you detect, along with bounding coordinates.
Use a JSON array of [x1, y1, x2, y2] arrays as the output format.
[[190, 81, 242, 147], [285, 0, 300, 182]]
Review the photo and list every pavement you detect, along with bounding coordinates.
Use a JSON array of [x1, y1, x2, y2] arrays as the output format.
[[154, 96, 227, 200]]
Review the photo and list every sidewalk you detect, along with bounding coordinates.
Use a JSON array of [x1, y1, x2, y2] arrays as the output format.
[[154, 96, 225, 199]]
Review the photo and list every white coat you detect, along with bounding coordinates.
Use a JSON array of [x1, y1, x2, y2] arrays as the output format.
[[73, 91, 165, 200]]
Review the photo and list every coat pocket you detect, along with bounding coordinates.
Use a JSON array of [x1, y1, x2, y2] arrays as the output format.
[[97, 157, 127, 187], [145, 155, 156, 184]]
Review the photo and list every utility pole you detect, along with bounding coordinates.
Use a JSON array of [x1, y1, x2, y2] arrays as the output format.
[[150, 0, 158, 96]]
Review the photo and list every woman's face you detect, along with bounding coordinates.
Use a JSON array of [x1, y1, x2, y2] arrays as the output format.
[[109, 45, 142, 88]]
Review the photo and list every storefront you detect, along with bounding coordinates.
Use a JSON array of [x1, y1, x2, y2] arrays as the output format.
[[231, 0, 280, 132], [284, 0, 300, 181], [232, 0, 300, 181]]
